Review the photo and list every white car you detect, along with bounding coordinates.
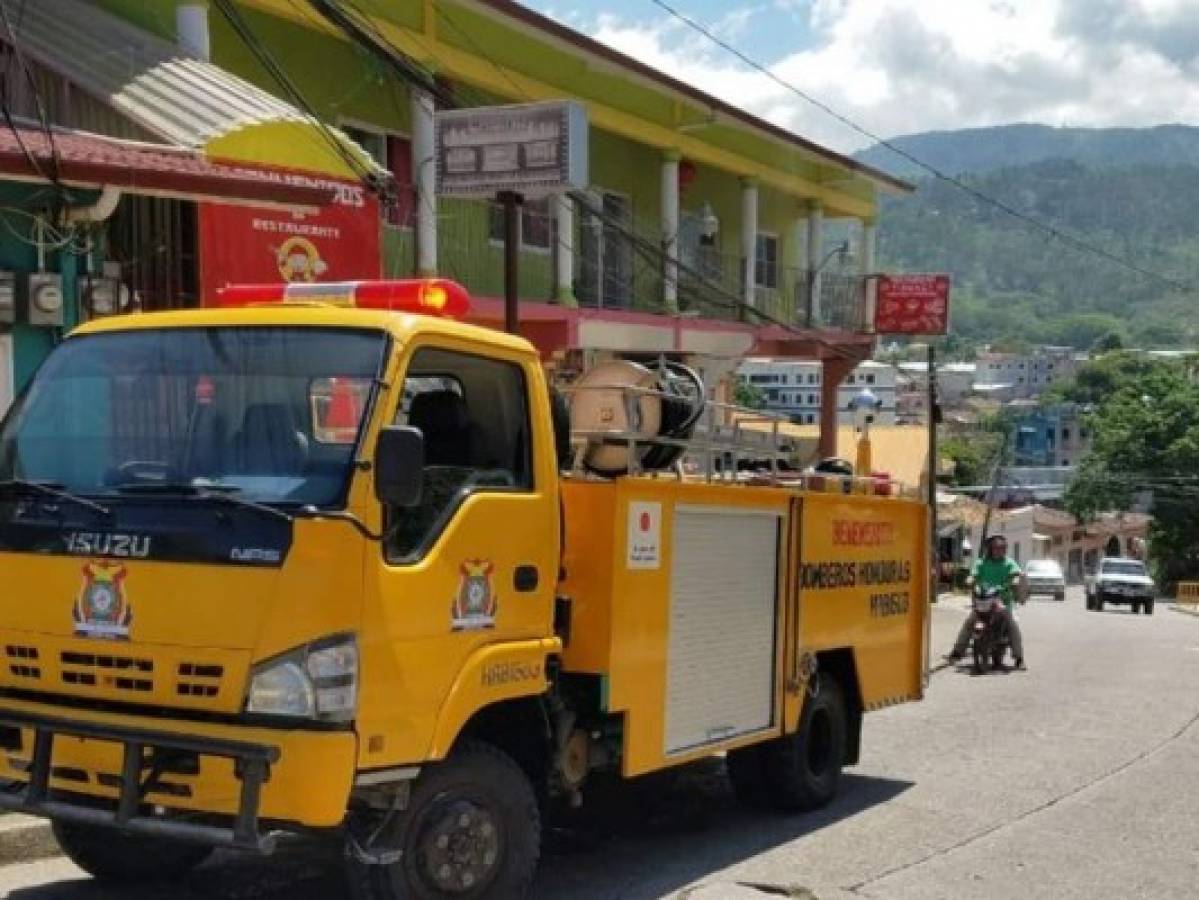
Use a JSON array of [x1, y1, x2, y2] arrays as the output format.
[[1025, 558, 1066, 601], [1085, 557, 1156, 615]]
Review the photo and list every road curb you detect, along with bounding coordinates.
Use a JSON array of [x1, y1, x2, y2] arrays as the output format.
[[0, 815, 59, 867], [1169, 604, 1199, 617]]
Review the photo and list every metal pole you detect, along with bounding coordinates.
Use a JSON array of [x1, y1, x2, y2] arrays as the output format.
[[499, 190, 523, 334], [980, 427, 1011, 545], [927, 345, 938, 601]]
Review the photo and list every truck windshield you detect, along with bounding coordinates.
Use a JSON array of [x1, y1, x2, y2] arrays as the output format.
[[0, 327, 386, 508], [1103, 561, 1146, 576]]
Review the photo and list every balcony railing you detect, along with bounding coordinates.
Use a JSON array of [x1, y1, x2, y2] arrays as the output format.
[[384, 200, 872, 333]]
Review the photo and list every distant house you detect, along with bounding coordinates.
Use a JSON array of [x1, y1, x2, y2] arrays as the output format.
[[975, 347, 1081, 400], [738, 358, 897, 425], [1012, 403, 1093, 468], [1032, 506, 1150, 582]]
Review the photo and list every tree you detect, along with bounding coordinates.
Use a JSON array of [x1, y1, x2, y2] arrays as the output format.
[[734, 380, 766, 410], [1092, 330, 1124, 353], [940, 433, 1001, 486], [1063, 355, 1199, 583]]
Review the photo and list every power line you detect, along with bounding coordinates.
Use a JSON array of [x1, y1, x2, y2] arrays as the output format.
[[210, 0, 385, 194], [316, 1, 863, 357], [646, 0, 1196, 297], [0, 0, 59, 187]]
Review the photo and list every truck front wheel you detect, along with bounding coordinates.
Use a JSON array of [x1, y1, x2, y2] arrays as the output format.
[[758, 677, 848, 813], [349, 740, 540, 900], [52, 820, 212, 883]]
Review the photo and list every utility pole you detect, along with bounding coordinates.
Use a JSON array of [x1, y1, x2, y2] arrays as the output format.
[[498, 190, 523, 334], [928, 345, 938, 602], [981, 427, 1013, 543]]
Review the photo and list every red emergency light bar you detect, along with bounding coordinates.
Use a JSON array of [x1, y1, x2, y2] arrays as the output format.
[[215, 279, 471, 318]]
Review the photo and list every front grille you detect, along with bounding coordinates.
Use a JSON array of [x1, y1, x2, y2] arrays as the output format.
[[0, 634, 238, 712], [5, 646, 40, 682], [60, 652, 154, 695], [176, 662, 224, 700]]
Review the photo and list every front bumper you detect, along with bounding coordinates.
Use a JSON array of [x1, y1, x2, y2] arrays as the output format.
[[1099, 586, 1154, 602], [1027, 581, 1065, 594], [0, 697, 357, 851]]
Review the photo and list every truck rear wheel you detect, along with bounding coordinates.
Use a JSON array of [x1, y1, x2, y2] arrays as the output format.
[[726, 744, 768, 808], [759, 677, 847, 813], [349, 740, 539, 900], [52, 820, 211, 883]]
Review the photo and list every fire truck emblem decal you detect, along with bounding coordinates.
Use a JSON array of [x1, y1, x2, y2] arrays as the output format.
[[452, 559, 497, 630], [73, 561, 132, 640]]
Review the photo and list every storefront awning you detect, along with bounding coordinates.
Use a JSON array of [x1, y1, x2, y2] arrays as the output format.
[[3, 0, 383, 181], [0, 124, 334, 210]]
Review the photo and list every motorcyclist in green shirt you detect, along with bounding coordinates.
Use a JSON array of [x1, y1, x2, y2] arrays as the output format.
[[947, 534, 1026, 669]]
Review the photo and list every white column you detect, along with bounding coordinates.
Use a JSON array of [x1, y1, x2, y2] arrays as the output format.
[[661, 152, 680, 314], [176, 3, 210, 60], [861, 219, 878, 332], [806, 201, 824, 326], [741, 177, 758, 308], [411, 89, 437, 276], [555, 193, 576, 307], [790, 210, 809, 323]]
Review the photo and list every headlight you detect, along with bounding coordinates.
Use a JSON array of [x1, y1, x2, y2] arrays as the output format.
[[246, 634, 358, 722]]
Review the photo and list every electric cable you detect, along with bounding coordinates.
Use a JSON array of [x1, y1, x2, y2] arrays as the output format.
[[646, 0, 1195, 296]]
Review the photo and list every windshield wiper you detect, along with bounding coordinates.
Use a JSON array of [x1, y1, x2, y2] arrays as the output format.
[[294, 505, 381, 541], [0, 480, 112, 517], [113, 483, 293, 524]]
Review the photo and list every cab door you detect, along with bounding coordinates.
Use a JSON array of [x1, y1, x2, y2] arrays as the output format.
[[358, 336, 560, 766]]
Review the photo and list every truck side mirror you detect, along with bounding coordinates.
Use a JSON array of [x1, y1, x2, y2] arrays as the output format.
[[374, 426, 424, 507]]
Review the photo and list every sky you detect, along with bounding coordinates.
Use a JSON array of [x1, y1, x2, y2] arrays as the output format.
[[519, 0, 1199, 153]]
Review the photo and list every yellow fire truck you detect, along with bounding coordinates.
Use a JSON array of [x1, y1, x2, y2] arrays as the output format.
[[0, 279, 928, 898]]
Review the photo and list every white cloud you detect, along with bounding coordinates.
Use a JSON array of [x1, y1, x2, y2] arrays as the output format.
[[584, 0, 1199, 152]]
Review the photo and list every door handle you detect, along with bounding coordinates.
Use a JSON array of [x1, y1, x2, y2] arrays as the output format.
[[514, 565, 539, 593]]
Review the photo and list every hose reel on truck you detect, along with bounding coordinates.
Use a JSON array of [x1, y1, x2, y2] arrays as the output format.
[[567, 358, 706, 476]]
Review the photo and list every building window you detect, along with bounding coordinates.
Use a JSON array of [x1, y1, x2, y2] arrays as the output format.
[[1062, 428, 1071, 440], [847, 375, 856, 385], [489, 196, 553, 251], [806, 414, 815, 424], [754, 233, 779, 289], [865, 373, 876, 384], [342, 123, 414, 228]]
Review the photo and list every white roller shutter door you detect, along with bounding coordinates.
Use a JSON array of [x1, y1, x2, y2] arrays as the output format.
[[664, 505, 782, 755]]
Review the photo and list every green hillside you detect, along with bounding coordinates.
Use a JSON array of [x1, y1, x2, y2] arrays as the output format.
[[867, 140, 1199, 349], [857, 124, 1199, 179]]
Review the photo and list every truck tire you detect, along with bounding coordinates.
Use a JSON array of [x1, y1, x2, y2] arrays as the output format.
[[758, 677, 847, 813], [349, 740, 539, 900], [52, 820, 211, 884], [1145, 600, 1155, 615], [1096, 595, 1105, 612], [726, 744, 768, 808]]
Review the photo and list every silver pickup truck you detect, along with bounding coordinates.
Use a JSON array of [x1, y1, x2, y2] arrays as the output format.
[[1085, 557, 1156, 614]]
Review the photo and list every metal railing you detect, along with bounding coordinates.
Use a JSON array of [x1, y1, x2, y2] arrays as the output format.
[[386, 201, 872, 333], [565, 382, 908, 496]]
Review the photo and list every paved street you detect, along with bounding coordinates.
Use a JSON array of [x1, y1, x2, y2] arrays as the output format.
[[2, 587, 1199, 899]]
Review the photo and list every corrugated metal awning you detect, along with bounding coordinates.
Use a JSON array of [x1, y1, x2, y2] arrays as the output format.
[[1, 0, 381, 180], [0, 122, 334, 209]]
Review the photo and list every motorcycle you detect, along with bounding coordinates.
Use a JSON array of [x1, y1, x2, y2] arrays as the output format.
[[970, 584, 1011, 674]]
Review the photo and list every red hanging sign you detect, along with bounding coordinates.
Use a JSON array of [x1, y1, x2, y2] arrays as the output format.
[[874, 274, 951, 335], [198, 170, 381, 301]]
